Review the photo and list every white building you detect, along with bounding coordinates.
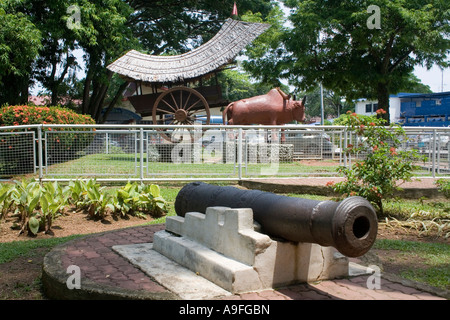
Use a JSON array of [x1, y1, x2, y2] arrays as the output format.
[[355, 95, 401, 123]]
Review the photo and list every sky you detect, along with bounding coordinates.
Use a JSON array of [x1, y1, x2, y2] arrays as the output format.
[[413, 65, 449, 93]]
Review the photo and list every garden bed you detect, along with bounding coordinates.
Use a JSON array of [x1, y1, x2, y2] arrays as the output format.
[[0, 183, 448, 299]]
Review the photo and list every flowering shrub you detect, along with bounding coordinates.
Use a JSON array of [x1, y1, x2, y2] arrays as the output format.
[[329, 110, 426, 215], [0, 105, 95, 174], [0, 105, 95, 127]]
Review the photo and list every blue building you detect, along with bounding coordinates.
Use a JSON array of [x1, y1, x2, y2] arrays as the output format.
[[356, 91, 450, 127], [398, 92, 450, 127]]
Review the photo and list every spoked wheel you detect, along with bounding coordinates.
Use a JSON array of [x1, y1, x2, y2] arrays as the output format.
[[152, 87, 210, 142]]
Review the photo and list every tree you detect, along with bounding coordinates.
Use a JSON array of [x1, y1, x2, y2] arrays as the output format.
[[0, 0, 276, 121], [303, 87, 355, 120], [127, 0, 274, 55], [0, 8, 42, 105], [241, 4, 291, 88], [396, 73, 433, 94], [252, 0, 449, 123], [28, 0, 79, 107], [57, 0, 137, 122]]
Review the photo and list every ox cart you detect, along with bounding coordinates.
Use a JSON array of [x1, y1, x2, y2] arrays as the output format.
[[107, 18, 269, 140]]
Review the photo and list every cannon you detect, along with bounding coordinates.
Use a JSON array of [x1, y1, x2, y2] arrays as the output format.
[[175, 182, 378, 258]]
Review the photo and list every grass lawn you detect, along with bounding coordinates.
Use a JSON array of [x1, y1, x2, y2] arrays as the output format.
[[43, 153, 341, 179], [373, 239, 449, 290]]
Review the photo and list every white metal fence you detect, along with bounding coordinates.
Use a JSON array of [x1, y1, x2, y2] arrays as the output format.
[[1, 124, 449, 182]]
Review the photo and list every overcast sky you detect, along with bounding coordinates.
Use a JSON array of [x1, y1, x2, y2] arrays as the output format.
[[413, 65, 449, 93]]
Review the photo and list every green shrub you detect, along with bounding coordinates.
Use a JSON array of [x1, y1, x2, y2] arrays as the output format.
[[329, 110, 426, 215], [436, 179, 450, 198], [111, 182, 168, 218]]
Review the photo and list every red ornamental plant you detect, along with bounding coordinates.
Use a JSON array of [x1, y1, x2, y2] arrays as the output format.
[[0, 105, 95, 174], [0, 105, 95, 128], [329, 110, 426, 215]]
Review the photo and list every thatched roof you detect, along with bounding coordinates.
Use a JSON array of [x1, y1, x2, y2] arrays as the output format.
[[107, 18, 270, 84]]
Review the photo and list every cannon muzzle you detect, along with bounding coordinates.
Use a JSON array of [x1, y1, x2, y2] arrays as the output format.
[[175, 182, 378, 257]]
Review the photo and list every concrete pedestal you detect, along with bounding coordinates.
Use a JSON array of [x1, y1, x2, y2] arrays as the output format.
[[153, 207, 349, 294]]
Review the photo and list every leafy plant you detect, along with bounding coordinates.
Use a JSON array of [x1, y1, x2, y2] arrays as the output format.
[[111, 182, 167, 218], [8, 180, 42, 235], [138, 184, 167, 217], [112, 182, 141, 216], [0, 179, 167, 236], [329, 111, 426, 215], [75, 180, 113, 219], [66, 179, 85, 205], [436, 179, 450, 199], [40, 181, 68, 233], [0, 183, 15, 220]]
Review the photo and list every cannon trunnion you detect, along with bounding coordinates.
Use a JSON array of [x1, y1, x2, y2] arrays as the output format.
[[175, 182, 378, 258]]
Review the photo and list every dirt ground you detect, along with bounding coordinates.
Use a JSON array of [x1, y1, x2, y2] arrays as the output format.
[[0, 208, 151, 300], [0, 207, 448, 300]]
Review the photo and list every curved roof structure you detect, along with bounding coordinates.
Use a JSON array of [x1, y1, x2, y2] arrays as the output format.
[[107, 18, 270, 84]]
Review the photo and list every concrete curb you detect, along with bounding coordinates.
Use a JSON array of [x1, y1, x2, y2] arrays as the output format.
[[381, 273, 450, 300], [239, 179, 443, 199]]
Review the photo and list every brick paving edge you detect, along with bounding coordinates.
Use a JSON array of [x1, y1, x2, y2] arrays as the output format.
[[41, 224, 449, 301], [41, 227, 179, 300]]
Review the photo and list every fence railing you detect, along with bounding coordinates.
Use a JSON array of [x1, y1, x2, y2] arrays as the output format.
[[1, 124, 449, 182]]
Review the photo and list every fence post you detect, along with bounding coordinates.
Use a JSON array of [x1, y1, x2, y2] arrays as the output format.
[[343, 128, 348, 168], [432, 129, 437, 178], [140, 127, 144, 181], [238, 128, 243, 179], [37, 125, 44, 182], [106, 132, 109, 154]]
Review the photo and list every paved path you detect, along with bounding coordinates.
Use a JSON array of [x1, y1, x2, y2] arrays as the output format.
[[42, 224, 448, 301], [243, 177, 441, 189], [239, 177, 443, 199]]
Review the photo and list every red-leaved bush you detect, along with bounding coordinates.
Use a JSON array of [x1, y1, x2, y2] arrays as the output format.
[[0, 105, 95, 175], [0, 105, 95, 127]]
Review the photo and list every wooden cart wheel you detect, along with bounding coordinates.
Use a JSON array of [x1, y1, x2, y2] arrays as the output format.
[[152, 86, 210, 141]]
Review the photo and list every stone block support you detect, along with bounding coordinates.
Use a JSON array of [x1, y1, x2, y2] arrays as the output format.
[[153, 207, 349, 294]]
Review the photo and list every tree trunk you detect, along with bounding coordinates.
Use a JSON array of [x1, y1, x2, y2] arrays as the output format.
[[81, 67, 94, 114], [376, 82, 390, 124], [50, 53, 73, 106], [90, 71, 113, 122], [17, 75, 30, 105], [99, 81, 129, 123]]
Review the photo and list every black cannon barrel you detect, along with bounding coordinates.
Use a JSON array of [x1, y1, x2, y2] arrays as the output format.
[[175, 182, 378, 257]]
